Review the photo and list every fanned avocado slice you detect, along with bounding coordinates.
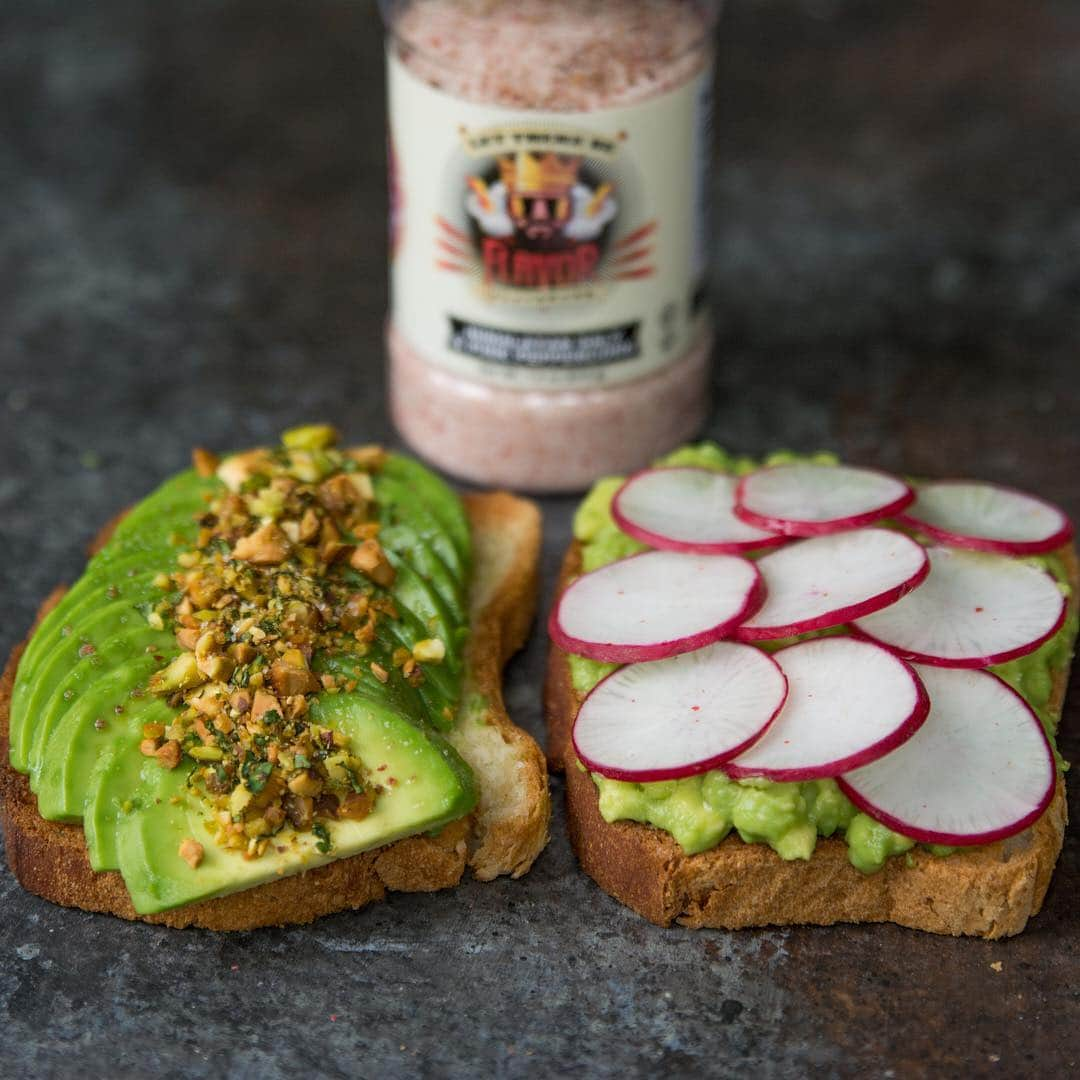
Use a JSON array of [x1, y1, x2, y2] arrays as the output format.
[[102, 470, 217, 544], [376, 473, 469, 614], [36, 691, 173, 823], [84, 715, 171, 872], [14, 502, 202, 689], [114, 693, 476, 915], [13, 437, 478, 913], [28, 644, 161, 794], [379, 455, 471, 574], [16, 606, 164, 775]]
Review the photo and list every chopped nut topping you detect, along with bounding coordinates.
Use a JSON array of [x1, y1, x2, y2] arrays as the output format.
[[412, 638, 446, 664], [140, 428, 432, 863], [178, 837, 204, 869], [192, 448, 220, 478], [350, 539, 396, 588], [155, 740, 183, 770], [231, 523, 292, 566]]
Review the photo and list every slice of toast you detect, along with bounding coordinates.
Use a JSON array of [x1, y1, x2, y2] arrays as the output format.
[[546, 540, 1077, 940], [0, 492, 550, 930]]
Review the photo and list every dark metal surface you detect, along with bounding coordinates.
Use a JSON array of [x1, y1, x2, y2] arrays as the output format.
[[1, 2, 1078, 1076]]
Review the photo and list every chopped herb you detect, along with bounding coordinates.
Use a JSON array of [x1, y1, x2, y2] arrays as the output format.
[[312, 822, 332, 854]]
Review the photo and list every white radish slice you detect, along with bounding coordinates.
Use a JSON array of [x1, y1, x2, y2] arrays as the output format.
[[736, 463, 914, 537], [612, 468, 787, 554], [725, 638, 929, 781], [735, 528, 929, 642], [852, 547, 1066, 668], [898, 480, 1074, 556], [549, 550, 763, 663], [838, 665, 1055, 845], [573, 642, 788, 781]]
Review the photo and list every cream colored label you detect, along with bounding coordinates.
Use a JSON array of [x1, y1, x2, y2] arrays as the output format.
[[388, 51, 712, 390]]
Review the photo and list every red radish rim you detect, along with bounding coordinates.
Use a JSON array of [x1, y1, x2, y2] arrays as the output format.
[[572, 652, 789, 783], [851, 587, 1067, 669], [551, 573, 767, 664], [734, 465, 915, 538], [611, 467, 789, 555], [734, 544, 930, 642], [896, 481, 1074, 556], [722, 642, 931, 782], [548, 552, 766, 664], [837, 673, 1056, 845]]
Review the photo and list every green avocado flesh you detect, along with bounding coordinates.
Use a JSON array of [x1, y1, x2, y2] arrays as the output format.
[[571, 445, 1078, 875], [11, 451, 478, 914]]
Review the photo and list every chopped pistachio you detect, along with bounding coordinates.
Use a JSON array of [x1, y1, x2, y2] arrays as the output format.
[[178, 837, 204, 869], [149, 652, 206, 694], [282, 424, 340, 451], [412, 638, 446, 664]]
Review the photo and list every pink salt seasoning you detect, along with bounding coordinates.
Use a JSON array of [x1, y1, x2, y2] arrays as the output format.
[[381, 0, 720, 491]]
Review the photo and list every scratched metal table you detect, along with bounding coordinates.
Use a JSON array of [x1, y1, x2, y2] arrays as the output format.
[[1, 1, 1078, 1076]]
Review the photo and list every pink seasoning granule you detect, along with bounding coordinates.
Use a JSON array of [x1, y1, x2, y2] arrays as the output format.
[[385, 0, 718, 491]]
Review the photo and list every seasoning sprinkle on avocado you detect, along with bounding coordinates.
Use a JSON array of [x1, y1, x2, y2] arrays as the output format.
[[139, 426, 442, 863]]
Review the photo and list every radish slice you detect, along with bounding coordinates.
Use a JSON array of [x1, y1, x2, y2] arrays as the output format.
[[838, 665, 1055, 845], [736, 463, 914, 537], [549, 551, 763, 663], [725, 638, 929, 781], [612, 468, 787, 554], [735, 528, 929, 642], [852, 547, 1066, 668], [898, 480, 1074, 556], [573, 642, 788, 781]]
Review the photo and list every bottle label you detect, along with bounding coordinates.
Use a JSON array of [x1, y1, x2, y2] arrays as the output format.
[[387, 49, 713, 390]]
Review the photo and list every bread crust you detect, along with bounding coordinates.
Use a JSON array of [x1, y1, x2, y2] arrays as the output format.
[[546, 540, 1077, 939], [0, 493, 548, 930]]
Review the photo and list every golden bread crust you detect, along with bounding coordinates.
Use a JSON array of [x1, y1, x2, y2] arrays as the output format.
[[545, 540, 1077, 939], [0, 493, 549, 930]]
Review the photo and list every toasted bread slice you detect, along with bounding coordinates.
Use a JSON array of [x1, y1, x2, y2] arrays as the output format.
[[546, 540, 1077, 940], [0, 492, 549, 930]]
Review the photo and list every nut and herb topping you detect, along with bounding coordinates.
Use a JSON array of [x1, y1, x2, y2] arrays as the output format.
[[139, 425, 446, 864]]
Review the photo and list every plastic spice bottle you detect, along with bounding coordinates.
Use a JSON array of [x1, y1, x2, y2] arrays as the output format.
[[381, 0, 719, 492]]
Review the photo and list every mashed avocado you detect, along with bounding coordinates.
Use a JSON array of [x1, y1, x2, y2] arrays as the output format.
[[569, 445, 1077, 874]]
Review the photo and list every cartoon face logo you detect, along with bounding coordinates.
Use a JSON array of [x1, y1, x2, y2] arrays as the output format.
[[465, 153, 618, 282]]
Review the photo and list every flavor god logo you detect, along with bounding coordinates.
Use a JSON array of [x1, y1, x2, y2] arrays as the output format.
[[465, 152, 618, 288]]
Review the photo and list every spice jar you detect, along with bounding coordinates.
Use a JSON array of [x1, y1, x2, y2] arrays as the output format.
[[381, 0, 719, 491]]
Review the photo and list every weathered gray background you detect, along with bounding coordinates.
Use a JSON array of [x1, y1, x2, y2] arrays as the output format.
[[1, 1, 1078, 1076]]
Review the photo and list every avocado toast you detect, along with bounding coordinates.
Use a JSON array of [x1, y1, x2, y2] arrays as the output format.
[[1, 427, 549, 928], [546, 446, 1077, 938]]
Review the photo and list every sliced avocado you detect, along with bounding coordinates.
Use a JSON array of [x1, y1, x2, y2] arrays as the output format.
[[114, 692, 477, 915], [15, 566, 168, 693], [79, 742, 120, 863], [380, 455, 471, 574], [14, 495, 200, 685], [103, 470, 217, 541], [379, 518, 466, 623], [16, 447, 480, 907], [36, 691, 172, 822], [17, 607, 167, 775], [377, 555, 463, 675], [16, 470, 211, 685], [84, 729, 162, 871], [11, 586, 165, 770], [376, 472, 469, 603], [313, 642, 427, 718]]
